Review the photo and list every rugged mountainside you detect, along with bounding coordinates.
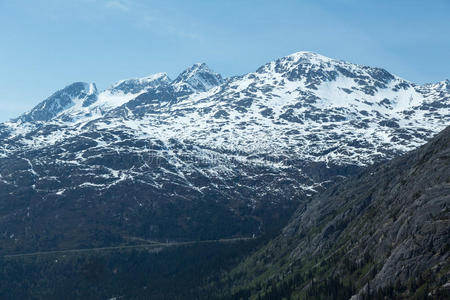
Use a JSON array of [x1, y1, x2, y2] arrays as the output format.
[[223, 126, 450, 299], [0, 52, 449, 253]]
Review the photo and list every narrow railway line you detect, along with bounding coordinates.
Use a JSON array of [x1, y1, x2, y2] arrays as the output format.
[[2, 237, 255, 259]]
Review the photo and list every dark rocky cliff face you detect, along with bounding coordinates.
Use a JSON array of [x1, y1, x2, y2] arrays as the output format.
[[224, 126, 450, 299]]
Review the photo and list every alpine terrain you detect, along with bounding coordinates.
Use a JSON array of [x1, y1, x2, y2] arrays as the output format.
[[0, 51, 449, 256]]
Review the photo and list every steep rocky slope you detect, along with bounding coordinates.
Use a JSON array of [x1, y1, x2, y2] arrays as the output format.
[[0, 52, 448, 254], [224, 126, 450, 299]]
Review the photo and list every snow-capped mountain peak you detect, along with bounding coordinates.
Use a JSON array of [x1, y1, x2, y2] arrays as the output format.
[[32, 73, 174, 123], [257, 51, 396, 89], [172, 63, 224, 93], [287, 50, 334, 63], [424, 79, 450, 90], [111, 72, 171, 94], [16, 82, 97, 123]]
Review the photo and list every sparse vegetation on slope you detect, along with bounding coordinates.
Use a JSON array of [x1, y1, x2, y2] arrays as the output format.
[[214, 126, 450, 299]]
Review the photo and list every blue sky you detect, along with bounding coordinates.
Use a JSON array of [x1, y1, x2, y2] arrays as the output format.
[[0, 0, 449, 122]]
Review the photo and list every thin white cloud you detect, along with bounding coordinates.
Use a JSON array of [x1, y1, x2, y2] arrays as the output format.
[[141, 14, 202, 41], [105, 0, 129, 12]]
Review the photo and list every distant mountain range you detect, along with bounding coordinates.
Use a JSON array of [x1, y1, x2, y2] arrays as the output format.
[[0, 51, 449, 254]]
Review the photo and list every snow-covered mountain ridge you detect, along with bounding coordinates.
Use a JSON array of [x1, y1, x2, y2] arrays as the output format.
[[2, 52, 448, 164], [0, 51, 448, 249]]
